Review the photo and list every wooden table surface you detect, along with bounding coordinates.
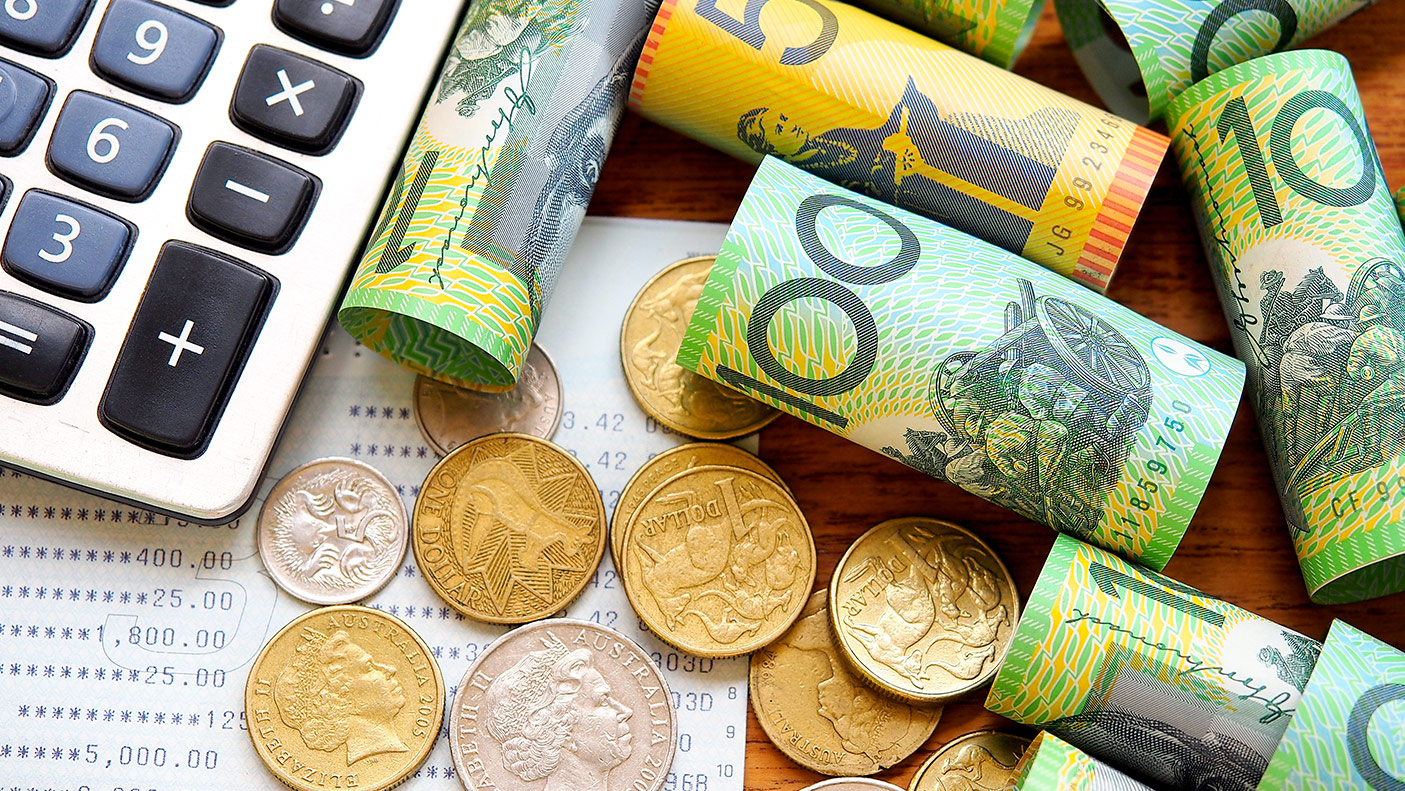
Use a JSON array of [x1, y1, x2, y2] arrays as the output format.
[[591, 5, 1405, 789]]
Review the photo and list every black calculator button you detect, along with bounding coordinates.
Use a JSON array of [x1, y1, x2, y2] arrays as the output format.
[[0, 59, 53, 155], [0, 290, 90, 405], [100, 242, 274, 457], [2, 191, 133, 301], [47, 91, 177, 201], [0, 0, 94, 57], [273, 0, 397, 57], [91, 0, 221, 103], [188, 142, 317, 254], [230, 45, 358, 155]]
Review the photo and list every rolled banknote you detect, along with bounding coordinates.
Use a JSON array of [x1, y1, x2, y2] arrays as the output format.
[[678, 157, 1245, 569], [1260, 620, 1405, 790], [1396, 185, 1405, 229], [338, 0, 660, 389], [987, 534, 1322, 791], [1167, 50, 1405, 604], [1010, 732, 1155, 790], [841, 0, 1045, 68], [1056, 0, 1375, 123], [628, 0, 1170, 292]]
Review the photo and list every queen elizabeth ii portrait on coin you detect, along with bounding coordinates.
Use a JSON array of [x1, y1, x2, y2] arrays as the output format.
[[815, 655, 911, 764], [274, 628, 410, 765], [484, 643, 635, 791]]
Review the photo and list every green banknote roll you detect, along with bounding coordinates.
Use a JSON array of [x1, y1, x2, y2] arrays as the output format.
[[1260, 620, 1404, 790], [1056, 0, 1376, 122], [678, 157, 1245, 569], [338, 0, 660, 389], [1396, 186, 1405, 229], [987, 534, 1322, 791], [841, 0, 1046, 68], [1167, 50, 1405, 604], [1010, 732, 1155, 790]]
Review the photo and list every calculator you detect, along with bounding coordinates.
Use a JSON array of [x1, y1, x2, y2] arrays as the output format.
[[0, 0, 469, 522]]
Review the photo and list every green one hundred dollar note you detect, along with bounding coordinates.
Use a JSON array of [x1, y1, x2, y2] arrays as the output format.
[[338, 0, 659, 389], [987, 534, 1321, 791], [1056, 0, 1375, 122], [842, 0, 1045, 68], [1167, 50, 1405, 604], [1260, 620, 1404, 790], [1011, 732, 1154, 790], [678, 156, 1245, 569]]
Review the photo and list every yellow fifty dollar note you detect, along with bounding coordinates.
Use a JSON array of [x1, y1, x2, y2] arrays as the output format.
[[628, 0, 1169, 291]]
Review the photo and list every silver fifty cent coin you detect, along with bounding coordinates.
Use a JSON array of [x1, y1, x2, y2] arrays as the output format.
[[450, 618, 677, 791], [413, 343, 564, 456], [256, 458, 408, 605], [802, 780, 906, 791]]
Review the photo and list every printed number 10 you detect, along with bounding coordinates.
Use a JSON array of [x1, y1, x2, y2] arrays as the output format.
[[1215, 90, 1379, 230], [716, 193, 920, 428]]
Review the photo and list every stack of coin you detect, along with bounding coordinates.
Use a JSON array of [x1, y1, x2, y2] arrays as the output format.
[[618, 462, 817, 657], [256, 457, 409, 606], [448, 619, 677, 791], [413, 342, 564, 455], [611, 442, 790, 569], [244, 605, 445, 790], [828, 517, 1019, 705], [908, 731, 1032, 791], [621, 256, 780, 439], [751, 589, 942, 776], [413, 432, 607, 623]]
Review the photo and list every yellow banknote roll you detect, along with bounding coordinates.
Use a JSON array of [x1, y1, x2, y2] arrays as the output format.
[[628, 0, 1168, 291]]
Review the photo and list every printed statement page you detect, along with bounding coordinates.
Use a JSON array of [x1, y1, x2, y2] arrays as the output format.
[[0, 218, 748, 791]]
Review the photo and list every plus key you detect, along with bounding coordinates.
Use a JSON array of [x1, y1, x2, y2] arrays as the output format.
[[230, 45, 358, 155], [101, 243, 274, 457]]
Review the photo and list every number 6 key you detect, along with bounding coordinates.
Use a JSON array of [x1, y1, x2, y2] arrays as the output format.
[[47, 90, 177, 201]]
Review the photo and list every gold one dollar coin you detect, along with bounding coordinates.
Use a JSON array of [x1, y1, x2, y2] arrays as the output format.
[[622, 465, 815, 657], [751, 589, 941, 776], [829, 517, 1018, 704], [611, 442, 788, 570], [909, 730, 1032, 791], [244, 605, 444, 791], [622, 256, 779, 439], [413, 433, 606, 624]]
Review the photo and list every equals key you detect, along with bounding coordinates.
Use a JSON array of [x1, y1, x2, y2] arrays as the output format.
[[187, 142, 319, 254]]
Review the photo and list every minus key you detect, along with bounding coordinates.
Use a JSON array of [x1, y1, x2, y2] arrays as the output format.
[[187, 142, 319, 255]]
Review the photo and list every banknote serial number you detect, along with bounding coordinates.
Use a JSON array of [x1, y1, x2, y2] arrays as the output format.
[[1327, 475, 1405, 519], [1048, 116, 1124, 258], [1116, 399, 1195, 538]]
